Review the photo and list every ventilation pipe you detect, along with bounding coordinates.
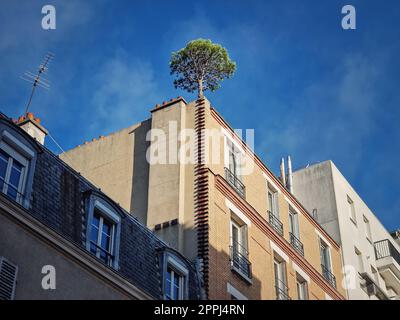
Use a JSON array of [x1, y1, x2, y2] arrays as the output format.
[[287, 155, 293, 193], [280, 158, 286, 186]]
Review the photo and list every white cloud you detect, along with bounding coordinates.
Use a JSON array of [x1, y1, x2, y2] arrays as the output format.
[[87, 50, 162, 135]]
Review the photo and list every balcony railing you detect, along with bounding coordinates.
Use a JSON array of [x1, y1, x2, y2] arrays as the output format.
[[289, 232, 304, 257], [90, 240, 114, 266], [268, 211, 283, 237], [275, 279, 291, 300], [224, 167, 246, 199], [230, 240, 252, 280], [375, 239, 400, 266], [321, 264, 337, 288]]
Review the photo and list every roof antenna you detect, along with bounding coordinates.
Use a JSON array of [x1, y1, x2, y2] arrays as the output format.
[[20, 52, 54, 114]]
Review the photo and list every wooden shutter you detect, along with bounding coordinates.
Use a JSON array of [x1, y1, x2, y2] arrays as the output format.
[[0, 257, 18, 300]]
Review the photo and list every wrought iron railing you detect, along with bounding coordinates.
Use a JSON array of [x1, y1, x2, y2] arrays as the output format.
[[321, 264, 336, 288], [289, 232, 304, 257], [224, 167, 246, 199], [275, 278, 291, 300], [375, 239, 400, 266], [230, 240, 252, 279], [268, 211, 283, 236], [90, 240, 114, 265]]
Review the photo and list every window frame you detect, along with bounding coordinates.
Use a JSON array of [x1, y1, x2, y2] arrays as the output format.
[[0, 128, 37, 208], [224, 135, 245, 180], [85, 196, 122, 269], [363, 215, 372, 243], [267, 183, 279, 218], [320, 238, 332, 271], [296, 274, 309, 300], [347, 195, 357, 225], [162, 252, 189, 300]]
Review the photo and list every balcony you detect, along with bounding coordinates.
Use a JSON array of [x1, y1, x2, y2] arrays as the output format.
[[321, 264, 336, 288], [275, 279, 291, 300], [268, 211, 283, 237], [374, 239, 400, 294], [289, 232, 304, 257], [230, 240, 252, 282], [224, 167, 246, 199]]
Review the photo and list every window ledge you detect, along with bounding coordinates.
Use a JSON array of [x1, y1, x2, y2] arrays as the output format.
[[231, 265, 253, 285]]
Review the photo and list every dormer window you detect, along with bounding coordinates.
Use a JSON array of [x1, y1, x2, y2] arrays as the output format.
[[162, 251, 189, 300], [85, 195, 122, 269], [0, 147, 26, 203], [0, 126, 37, 208]]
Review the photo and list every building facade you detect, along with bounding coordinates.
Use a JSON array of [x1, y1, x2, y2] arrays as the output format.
[[0, 112, 202, 300], [61, 97, 347, 300], [292, 160, 400, 300]]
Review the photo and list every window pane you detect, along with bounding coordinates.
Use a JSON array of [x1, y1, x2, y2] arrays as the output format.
[[0, 152, 8, 179], [90, 225, 99, 243], [102, 220, 112, 236], [9, 163, 22, 188], [101, 234, 110, 251], [165, 268, 172, 299]]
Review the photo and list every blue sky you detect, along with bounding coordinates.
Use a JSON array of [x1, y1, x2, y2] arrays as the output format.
[[0, 0, 399, 231]]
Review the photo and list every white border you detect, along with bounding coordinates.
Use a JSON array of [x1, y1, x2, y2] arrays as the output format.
[[227, 283, 248, 300], [270, 240, 289, 262], [225, 198, 251, 226]]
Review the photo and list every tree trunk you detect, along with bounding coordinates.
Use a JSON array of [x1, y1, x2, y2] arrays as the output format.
[[198, 79, 204, 99]]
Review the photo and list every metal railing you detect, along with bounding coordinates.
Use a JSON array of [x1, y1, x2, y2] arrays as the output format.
[[289, 232, 304, 257], [321, 264, 336, 288], [268, 211, 283, 236], [230, 240, 252, 279], [375, 239, 400, 266], [224, 167, 246, 199], [90, 240, 114, 265], [275, 278, 291, 300]]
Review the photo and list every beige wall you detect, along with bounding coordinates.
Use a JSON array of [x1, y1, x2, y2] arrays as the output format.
[[61, 97, 346, 299], [60, 120, 151, 224]]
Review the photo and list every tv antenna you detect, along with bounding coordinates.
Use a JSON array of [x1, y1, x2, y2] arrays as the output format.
[[20, 52, 54, 114]]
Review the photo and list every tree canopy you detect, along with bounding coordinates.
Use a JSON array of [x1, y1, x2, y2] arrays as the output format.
[[170, 39, 236, 98]]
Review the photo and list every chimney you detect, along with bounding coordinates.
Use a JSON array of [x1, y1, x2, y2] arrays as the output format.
[[287, 155, 293, 193], [15, 112, 48, 145], [280, 158, 286, 186]]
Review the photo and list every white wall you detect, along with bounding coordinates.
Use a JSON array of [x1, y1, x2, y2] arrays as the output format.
[[293, 160, 400, 300]]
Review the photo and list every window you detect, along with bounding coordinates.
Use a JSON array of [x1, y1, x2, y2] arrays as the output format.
[[0, 257, 18, 300], [224, 138, 246, 198], [347, 196, 357, 225], [86, 196, 122, 269], [363, 215, 372, 242], [355, 247, 364, 274], [320, 239, 336, 288], [89, 208, 115, 265], [320, 240, 331, 271], [165, 265, 185, 300], [227, 139, 242, 179], [274, 257, 290, 300], [230, 213, 251, 280], [0, 143, 28, 204], [267, 186, 279, 218], [0, 127, 37, 208], [296, 274, 308, 300], [163, 252, 189, 300], [288, 208, 300, 238]]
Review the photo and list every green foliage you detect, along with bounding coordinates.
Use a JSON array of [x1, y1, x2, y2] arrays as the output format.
[[170, 39, 236, 98]]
